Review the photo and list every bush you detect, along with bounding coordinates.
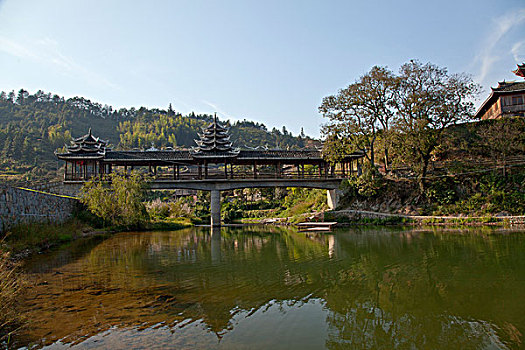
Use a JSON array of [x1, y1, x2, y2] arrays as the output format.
[[80, 172, 149, 229], [426, 177, 458, 205], [147, 199, 171, 219]]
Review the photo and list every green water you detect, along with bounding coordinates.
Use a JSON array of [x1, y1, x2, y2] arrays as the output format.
[[17, 226, 525, 349]]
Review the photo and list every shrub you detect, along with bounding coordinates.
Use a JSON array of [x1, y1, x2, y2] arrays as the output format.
[[80, 172, 149, 229]]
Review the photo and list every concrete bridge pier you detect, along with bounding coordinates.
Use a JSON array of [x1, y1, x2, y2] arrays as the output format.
[[327, 189, 339, 210], [210, 190, 221, 227]]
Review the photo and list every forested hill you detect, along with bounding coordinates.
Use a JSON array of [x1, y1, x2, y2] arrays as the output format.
[[0, 89, 318, 182]]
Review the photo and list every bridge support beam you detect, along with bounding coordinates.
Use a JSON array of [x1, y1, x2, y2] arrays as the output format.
[[210, 190, 221, 227], [327, 189, 339, 210]]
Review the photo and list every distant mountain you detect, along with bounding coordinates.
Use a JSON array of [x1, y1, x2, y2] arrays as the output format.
[[0, 89, 318, 183]]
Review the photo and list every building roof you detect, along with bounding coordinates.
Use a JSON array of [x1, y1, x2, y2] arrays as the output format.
[[192, 114, 239, 157], [58, 148, 364, 163], [492, 81, 525, 92], [104, 150, 193, 162], [57, 128, 109, 158], [57, 129, 365, 164], [513, 63, 525, 78], [475, 81, 525, 118]]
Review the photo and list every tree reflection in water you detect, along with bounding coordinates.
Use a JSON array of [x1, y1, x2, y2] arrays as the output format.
[[18, 226, 525, 349]]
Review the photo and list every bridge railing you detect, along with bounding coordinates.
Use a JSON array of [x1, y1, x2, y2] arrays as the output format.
[[65, 170, 355, 182]]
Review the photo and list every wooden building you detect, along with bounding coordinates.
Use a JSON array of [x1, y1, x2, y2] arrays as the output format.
[[475, 63, 525, 120], [56, 116, 365, 182]]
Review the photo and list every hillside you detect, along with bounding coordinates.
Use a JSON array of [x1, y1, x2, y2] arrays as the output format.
[[0, 89, 318, 183], [334, 117, 525, 217]]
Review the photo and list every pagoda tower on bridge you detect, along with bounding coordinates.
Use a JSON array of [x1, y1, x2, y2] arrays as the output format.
[[192, 113, 239, 157]]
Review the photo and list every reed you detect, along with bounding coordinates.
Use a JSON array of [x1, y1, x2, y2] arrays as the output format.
[[0, 250, 24, 343]]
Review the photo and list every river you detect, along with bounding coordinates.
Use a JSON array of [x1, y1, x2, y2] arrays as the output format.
[[14, 225, 525, 349]]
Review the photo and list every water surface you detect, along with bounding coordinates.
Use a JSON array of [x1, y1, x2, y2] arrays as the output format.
[[17, 226, 525, 349]]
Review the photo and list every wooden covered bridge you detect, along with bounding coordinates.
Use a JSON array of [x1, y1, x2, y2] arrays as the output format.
[[56, 117, 364, 226]]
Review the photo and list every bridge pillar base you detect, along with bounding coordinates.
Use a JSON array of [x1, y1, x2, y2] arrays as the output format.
[[327, 189, 339, 210], [210, 190, 221, 227]]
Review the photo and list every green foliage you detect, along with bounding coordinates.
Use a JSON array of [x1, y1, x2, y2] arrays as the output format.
[[340, 168, 385, 203], [0, 89, 313, 184], [1, 219, 89, 254], [193, 191, 211, 223], [425, 177, 458, 205], [222, 201, 244, 223], [429, 172, 525, 216], [280, 188, 328, 218], [324, 211, 407, 225], [80, 172, 149, 228]]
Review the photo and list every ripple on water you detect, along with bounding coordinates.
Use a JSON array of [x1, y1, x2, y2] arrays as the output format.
[[15, 226, 525, 349]]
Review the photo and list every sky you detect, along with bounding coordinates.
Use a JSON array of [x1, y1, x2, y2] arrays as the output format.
[[0, 0, 524, 137]]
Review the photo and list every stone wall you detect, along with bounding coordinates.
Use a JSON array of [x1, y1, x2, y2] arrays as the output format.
[[0, 185, 79, 232]]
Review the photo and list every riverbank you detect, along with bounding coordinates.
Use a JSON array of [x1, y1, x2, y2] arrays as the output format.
[[0, 214, 194, 345], [240, 209, 525, 227], [324, 209, 525, 226], [1, 218, 194, 261]]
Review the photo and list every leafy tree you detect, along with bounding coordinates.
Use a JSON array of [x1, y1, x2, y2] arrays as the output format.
[[320, 60, 480, 193], [80, 172, 149, 228], [392, 60, 480, 192], [319, 66, 397, 168]]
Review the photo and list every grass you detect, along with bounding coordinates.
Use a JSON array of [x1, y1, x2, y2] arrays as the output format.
[[421, 216, 504, 225], [0, 250, 24, 344], [1, 219, 92, 255]]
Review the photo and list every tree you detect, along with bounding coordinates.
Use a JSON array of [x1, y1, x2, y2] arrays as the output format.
[[80, 172, 149, 228], [16, 89, 28, 105], [392, 60, 480, 192], [300, 127, 306, 138], [479, 117, 525, 177], [319, 66, 397, 168]]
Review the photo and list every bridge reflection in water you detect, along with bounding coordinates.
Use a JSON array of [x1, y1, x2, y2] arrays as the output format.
[[18, 226, 525, 349]]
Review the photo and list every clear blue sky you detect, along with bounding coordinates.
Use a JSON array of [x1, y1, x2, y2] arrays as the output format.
[[1, 0, 524, 137]]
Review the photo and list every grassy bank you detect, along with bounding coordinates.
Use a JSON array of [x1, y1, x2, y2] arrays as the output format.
[[0, 251, 23, 345], [335, 169, 525, 217], [1, 219, 96, 257]]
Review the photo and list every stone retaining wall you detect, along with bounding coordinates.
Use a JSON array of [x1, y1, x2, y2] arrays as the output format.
[[0, 185, 79, 232]]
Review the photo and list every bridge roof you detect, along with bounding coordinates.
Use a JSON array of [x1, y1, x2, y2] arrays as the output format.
[[104, 150, 193, 162], [58, 149, 364, 164]]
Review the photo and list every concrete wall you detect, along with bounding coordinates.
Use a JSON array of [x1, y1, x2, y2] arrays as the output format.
[[0, 185, 79, 232]]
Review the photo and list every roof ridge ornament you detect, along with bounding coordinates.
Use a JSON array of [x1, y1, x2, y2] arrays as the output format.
[[513, 63, 525, 79]]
